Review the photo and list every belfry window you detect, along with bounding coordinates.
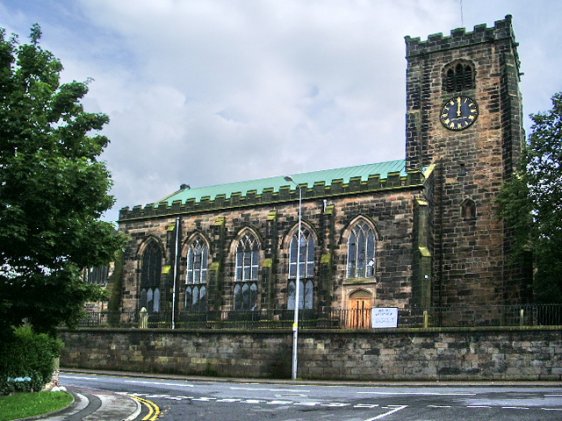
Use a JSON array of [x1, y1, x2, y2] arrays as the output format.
[[347, 221, 376, 278], [234, 233, 260, 311], [444, 62, 475, 93], [287, 228, 315, 310], [140, 241, 162, 313], [185, 237, 208, 312]]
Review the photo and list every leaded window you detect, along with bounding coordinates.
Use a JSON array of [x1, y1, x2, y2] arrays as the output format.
[[234, 233, 260, 311], [287, 228, 315, 310], [185, 237, 209, 312], [347, 221, 376, 278], [140, 241, 162, 313]]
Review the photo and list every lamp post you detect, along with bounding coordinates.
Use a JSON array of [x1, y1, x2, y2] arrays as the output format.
[[284, 175, 302, 380]]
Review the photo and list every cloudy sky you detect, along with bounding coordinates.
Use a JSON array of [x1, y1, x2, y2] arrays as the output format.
[[1, 0, 561, 222]]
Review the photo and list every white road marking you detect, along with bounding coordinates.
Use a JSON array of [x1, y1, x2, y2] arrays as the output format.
[[231, 387, 309, 393], [467, 405, 491, 408], [545, 395, 562, 397], [428, 405, 452, 408], [542, 408, 562, 411], [123, 380, 194, 387], [364, 405, 408, 420], [61, 375, 98, 381], [501, 406, 529, 410], [355, 404, 379, 409], [358, 391, 475, 396]]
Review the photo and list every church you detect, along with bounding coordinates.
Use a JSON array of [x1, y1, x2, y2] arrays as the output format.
[[117, 15, 526, 326]]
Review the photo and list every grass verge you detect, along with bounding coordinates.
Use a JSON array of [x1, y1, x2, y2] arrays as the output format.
[[0, 391, 73, 421]]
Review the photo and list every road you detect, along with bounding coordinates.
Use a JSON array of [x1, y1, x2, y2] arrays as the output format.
[[60, 372, 562, 420]]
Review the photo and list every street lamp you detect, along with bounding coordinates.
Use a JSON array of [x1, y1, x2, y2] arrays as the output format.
[[284, 175, 302, 381]]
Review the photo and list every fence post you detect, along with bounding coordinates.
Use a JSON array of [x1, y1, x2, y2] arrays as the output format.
[[139, 307, 148, 329], [519, 308, 525, 327], [423, 310, 429, 328]]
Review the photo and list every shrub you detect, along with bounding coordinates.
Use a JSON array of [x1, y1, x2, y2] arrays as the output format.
[[0, 326, 63, 395]]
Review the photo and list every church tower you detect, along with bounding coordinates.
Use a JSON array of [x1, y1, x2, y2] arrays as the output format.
[[405, 15, 526, 308]]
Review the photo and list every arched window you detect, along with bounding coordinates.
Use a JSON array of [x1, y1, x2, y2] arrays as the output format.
[[347, 221, 376, 278], [287, 227, 315, 310], [185, 237, 209, 312], [234, 232, 260, 311], [140, 240, 162, 313], [444, 61, 475, 93], [461, 198, 477, 220]]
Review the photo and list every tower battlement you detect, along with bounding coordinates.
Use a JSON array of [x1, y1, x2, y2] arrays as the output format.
[[405, 15, 517, 61]]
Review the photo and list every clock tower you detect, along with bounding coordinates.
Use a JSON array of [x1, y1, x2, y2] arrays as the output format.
[[405, 15, 526, 307]]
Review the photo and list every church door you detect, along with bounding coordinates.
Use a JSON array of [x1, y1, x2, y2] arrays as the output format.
[[347, 290, 372, 328]]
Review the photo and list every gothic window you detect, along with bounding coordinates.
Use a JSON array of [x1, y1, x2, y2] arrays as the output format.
[[185, 237, 209, 312], [444, 61, 475, 93], [140, 240, 162, 313], [234, 232, 260, 311], [84, 265, 109, 285], [461, 198, 477, 220], [287, 228, 315, 310], [347, 221, 376, 278]]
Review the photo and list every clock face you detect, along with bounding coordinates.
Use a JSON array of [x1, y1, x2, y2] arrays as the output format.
[[440, 96, 478, 131]]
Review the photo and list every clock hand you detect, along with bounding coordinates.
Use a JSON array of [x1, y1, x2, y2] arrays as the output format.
[[457, 97, 462, 117]]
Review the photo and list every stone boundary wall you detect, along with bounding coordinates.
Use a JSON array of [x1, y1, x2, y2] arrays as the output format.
[[59, 327, 562, 381]]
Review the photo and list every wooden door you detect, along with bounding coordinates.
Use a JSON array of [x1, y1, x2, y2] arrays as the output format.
[[347, 291, 372, 328]]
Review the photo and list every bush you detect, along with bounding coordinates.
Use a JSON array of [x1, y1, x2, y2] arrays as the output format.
[[0, 326, 63, 395]]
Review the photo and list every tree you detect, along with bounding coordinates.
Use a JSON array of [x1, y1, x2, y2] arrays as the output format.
[[499, 92, 562, 303], [0, 24, 124, 337]]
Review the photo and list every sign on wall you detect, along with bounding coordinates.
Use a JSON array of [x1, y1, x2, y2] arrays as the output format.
[[372, 307, 398, 328]]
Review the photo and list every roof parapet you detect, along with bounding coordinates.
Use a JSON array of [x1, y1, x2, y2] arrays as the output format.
[[405, 15, 515, 58], [119, 168, 425, 221]]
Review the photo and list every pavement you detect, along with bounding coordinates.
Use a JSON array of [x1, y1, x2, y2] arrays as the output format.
[[31, 385, 141, 421]]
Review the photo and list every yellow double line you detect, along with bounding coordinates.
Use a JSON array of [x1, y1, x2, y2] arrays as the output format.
[[130, 395, 161, 420]]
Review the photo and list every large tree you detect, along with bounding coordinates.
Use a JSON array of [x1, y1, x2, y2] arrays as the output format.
[[499, 92, 562, 303], [0, 25, 123, 336]]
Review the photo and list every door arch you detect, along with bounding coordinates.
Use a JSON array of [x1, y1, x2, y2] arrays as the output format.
[[347, 289, 372, 328]]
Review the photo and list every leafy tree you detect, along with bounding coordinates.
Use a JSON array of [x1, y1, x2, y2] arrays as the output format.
[[0, 24, 124, 337], [499, 92, 562, 303]]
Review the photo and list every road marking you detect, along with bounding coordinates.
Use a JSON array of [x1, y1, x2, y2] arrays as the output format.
[[231, 387, 310, 393], [357, 391, 475, 396], [130, 395, 161, 421], [467, 405, 491, 408], [61, 375, 99, 381], [542, 408, 562, 411], [124, 380, 194, 387], [502, 406, 529, 410], [364, 405, 408, 420], [545, 395, 562, 397], [428, 405, 452, 408]]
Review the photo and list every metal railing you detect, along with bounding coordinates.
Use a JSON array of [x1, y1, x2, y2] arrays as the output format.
[[76, 304, 562, 330]]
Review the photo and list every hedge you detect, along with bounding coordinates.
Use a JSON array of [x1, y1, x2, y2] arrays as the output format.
[[0, 326, 63, 395]]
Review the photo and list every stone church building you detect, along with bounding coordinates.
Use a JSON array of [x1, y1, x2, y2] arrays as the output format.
[[117, 16, 526, 325]]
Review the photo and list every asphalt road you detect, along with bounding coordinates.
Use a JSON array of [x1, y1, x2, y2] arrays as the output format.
[[60, 372, 562, 420]]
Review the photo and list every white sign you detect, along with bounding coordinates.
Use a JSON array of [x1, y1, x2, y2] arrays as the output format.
[[372, 307, 398, 328]]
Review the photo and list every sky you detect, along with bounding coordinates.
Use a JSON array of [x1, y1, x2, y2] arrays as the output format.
[[1, 0, 561, 222]]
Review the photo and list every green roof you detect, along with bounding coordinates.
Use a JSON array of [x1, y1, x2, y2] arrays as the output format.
[[159, 159, 406, 206]]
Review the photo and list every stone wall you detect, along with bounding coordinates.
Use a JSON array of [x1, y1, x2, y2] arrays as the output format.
[[60, 327, 562, 381]]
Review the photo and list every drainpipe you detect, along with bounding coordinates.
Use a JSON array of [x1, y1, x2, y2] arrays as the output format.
[[171, 216, 180, 329]]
